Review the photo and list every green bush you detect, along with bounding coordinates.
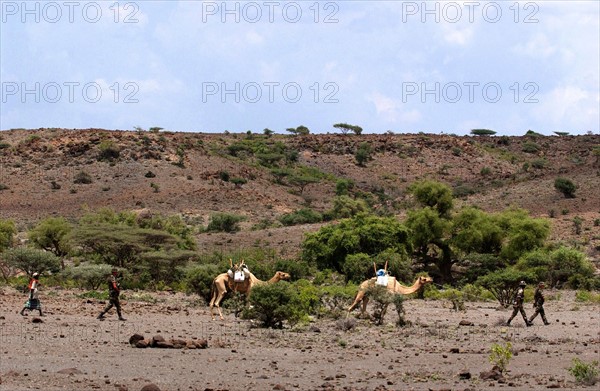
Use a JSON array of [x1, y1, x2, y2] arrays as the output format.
[[517, 247, 595, 289], [355, 143, 372, 166], [98, 140, 120, 161], [206, 213, 245, 233], [246, 282, 298, 328], [342, 253, 372, 283], [335, 179, 355, 196], [521, 141, 540, 153], [489, 342, 513, 373], [73, 171, 93, 184], [554, 177, 576, 198], [568, 358, 599, 385], [61, 264, 114, 290], [530, 159, 547, 169], [330, 195, 369, 219], [365, 284, 394, 325], [183, 264, 221, 303], [278, 208, 323, 226], [0, 218, 16, 251]]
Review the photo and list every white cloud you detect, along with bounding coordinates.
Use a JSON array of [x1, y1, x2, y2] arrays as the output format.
[[369, 92, 421, 124], [441, 25, 474, 46], [513, 33, 557, 58], [533, 86, 599, 129]]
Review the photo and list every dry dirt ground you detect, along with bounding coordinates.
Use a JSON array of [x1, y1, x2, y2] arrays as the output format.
[[1, 287, 598, 391]]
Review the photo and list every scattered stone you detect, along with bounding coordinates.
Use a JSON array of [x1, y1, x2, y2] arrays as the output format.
[[135, 340, 149, 348], [57, 368, 83, 375], [479, 366, 504, 381], [129, 334, 145, 346], [151, 335, 165, 347], [459, 370, 472, 379], [140, 384, 161, 391], [155, 341, 174, 349], [459, 320, 474, 326], [32, 317, 43, 323], [450, 348, 460, 354], [546, 384, 561, 389]]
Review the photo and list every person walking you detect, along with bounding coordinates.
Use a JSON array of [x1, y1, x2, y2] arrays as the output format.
[[20, 272, 43, 316], [97, 268, 126, 321], [529, 282, 550, 325], [506, 280, 531, 327]]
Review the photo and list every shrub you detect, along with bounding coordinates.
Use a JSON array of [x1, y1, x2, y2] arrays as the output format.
[[60, 264, 114, 290], [342, 253, 373, 283], [0, 184, 8, 191], [219, 170, 230, 181], [184, 264, 221, 303], [392, 294, 407, 326], [489, 342, 513, 373], [355, 143, 372, 166], [335, 179, 355, 196], [366, 284, 394, 325], [568, 358, 599, 385], [246, 282, 298, 328], [554, 177, 576, 198], [73, 171, 93, 184], [278, 208, 322, 226], [522, 141, 540, 153], [206, 213, 245, 233], [98, 140, 120, 161], [0, 219, 16, 251], [480, 167, 491, 176], [330, 195, 369, 219], [531, 159, 547, 169]]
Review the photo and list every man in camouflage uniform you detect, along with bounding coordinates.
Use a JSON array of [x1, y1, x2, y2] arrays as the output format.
[[97, 268, 126, 321], [528, 282, 550, 325], [506, 281, 531, 327]]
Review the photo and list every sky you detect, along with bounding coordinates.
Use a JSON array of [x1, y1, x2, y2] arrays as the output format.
[[1, 0, 599, 135]]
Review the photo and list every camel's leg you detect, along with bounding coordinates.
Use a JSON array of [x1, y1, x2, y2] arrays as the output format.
[[360, 297, 369, 318], [214, 291, 226, 320], [347, 292, 363, 317]]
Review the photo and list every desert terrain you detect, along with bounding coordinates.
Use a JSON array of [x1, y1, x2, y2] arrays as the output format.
[[1, 286, 599, 391], [1, 129, 599, 391]]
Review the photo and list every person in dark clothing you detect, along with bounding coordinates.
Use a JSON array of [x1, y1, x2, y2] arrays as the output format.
[[506, 281, 531, 327], [20, 272, 43, 316], [529, 282, 550, 325], [97, 268, 126, 321]]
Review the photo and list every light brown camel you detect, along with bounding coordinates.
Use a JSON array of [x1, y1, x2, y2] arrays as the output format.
[[347, 275, 433, 318], [209, 265, 291, 320]]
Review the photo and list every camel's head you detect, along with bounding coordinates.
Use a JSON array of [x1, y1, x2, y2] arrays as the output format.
[[275, 271, 291, 281], [418, 275, 433, 286]]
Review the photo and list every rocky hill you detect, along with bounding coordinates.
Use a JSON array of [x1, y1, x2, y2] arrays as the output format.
[[0, 128, 598, 261]]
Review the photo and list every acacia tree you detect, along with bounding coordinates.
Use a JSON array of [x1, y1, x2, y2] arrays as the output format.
[[334, 123, 363, 135], [29, 217, 72, 269], [406, 181, 549, 283], [3, 247, 61, 277]]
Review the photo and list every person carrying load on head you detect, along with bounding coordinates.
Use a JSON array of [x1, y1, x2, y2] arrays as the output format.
[[20, 272, 43, 316]]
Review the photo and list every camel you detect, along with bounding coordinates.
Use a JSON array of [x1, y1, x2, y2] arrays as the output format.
[[209, 261, 290, 320], [347, 274, 433, 318]]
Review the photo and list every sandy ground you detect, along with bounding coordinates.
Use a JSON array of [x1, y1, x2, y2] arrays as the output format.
[[1, 287, 599, 391]]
